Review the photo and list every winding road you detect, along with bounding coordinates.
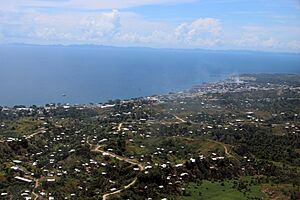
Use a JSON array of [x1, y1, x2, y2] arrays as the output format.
[[25, 128, 46, 139], [90, 144, 144, 200], [174, 115, 187, 123], [92, 145, 145, 171], [23, 174, 40, 199], [87, 125, 145, 200], [102, 177, 138, 200], [117, 122, 123, 132], [31, 178, 40, 200], [207, 139, 234, 158], [0, 125, 47, 200]]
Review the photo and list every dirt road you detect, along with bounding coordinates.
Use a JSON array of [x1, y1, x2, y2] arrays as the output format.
[[25, 128, 46, 139], [91, 145, 144, 200], [174, 115, 187, 123]]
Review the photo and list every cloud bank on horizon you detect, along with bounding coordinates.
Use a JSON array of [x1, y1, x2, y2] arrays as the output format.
[[0, 0, 300, 52]]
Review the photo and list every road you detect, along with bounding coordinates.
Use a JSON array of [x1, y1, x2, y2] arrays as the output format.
[[117, 122, 123, 132], [1, 123, 48, 199], [32, 178, 40, 200], [23, 174, 40, 199], [207, 139, 233, 158], [92, 145, 144, 171], [102, 177, 138, 200], [25, 128, 46, 140], [174, 115, 187, 123], [0, 129, 45, 142], [91, 145, 144, 200]]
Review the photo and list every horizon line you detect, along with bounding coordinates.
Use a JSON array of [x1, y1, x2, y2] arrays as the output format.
[[1, 42, 300, 55]]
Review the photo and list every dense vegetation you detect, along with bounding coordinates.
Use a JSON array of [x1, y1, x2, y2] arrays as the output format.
[[0, 74, 299, 199]]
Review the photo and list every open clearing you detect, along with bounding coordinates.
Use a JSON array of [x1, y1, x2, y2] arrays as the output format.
[[180, 178, 266, 200]]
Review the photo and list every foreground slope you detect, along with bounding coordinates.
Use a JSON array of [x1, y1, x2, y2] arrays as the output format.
[[0, 74, 299, 200]]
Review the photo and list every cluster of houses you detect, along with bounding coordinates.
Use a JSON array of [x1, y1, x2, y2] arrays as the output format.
[[1, 75, 299, 199]]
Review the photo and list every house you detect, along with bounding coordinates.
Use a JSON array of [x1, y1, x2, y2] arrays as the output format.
[[145, 165, 152, 170], [180, 173, 188, 177], [13, 160, 22, 164], [15, 176, 33, 183], [11, 166, 19, 171]]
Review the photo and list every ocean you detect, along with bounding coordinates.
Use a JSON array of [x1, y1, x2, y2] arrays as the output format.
[[0, 45, 299, 106]]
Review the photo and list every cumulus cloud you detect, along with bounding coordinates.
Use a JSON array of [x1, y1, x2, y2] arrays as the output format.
[[0, 6, 299, 52], [174, 18, 222, 46], [287, 40, 300, 50], [118, 30, 177, 46], [115, 18, 222, 48], [0, 8, 223, 48], [231, 25, 300, 52], [0, 10, 122, 43], [79, 10, 121, 41]]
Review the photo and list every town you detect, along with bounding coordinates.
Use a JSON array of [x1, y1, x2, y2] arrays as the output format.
[[0, 74, 299, 200]]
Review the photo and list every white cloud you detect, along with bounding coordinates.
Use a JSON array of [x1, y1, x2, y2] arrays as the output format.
[[79, 10, 121, 40], [231, 25, 300, 52], [286, 40, 300, 51], [115, 17, 222, 48], [235, 33, 279, 49], [0, 6, 299, 52], [119, 30, 176, 46], [0, 10, 122, 44], [175, 18, 222, 46], [1, 9, 224, 48]]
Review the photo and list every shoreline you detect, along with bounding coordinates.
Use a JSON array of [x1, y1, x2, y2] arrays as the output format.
[[1, 72, 299, 108], [0, 74, 229, 108]]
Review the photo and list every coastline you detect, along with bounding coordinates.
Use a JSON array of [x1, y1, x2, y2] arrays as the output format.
[[0, 74, 228, 107]]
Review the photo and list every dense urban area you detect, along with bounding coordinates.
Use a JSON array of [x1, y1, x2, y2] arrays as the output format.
[[0, 74, 299, 200]]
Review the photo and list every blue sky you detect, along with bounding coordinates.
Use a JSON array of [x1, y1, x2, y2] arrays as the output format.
[[0, 0, 299, 52]]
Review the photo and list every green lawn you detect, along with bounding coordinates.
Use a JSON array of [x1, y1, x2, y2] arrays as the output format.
[[180, 178, 266, 200]]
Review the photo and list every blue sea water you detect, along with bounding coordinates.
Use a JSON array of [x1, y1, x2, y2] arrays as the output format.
[[0, 45, 299, 106]]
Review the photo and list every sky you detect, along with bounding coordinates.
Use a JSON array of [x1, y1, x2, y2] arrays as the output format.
[[0, 0, 300, 52]]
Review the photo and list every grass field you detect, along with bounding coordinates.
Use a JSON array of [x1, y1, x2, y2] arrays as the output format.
[[180, 178, 266, 200], [0, 117, 43, 139], [11, 117, 43, 136]]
